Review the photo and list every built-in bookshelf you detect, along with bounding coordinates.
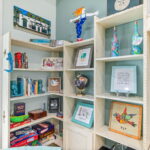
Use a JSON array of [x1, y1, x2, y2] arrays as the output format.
[[2, 33, 64, 148]]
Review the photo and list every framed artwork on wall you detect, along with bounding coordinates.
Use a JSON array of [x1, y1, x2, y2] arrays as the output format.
[[72, 102, 94, 128], [14, 6, 51, 37], [48, 78, 61, 93], [109, 102, 142, 140], [74, 45, 93, 69], [107, 0, 141, 16], [111, 66, 137, 94]]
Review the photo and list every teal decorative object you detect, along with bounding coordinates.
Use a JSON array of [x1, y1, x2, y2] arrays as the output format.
[[131, 21, 143, 55], [111, 27, 119, 57]]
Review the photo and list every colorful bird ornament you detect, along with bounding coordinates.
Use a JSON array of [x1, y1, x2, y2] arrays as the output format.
[[113, 107, 137, 127]]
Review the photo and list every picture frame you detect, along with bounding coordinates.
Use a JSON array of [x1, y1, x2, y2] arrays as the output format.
[[74, 45, 93, 69], [107, 0, 141, 16], [14, 6, 51, 37], [109, 102, 142, 140], [71, 102, 94, 128], [42, 57, 63, 70], [111, 66, 137, 94], [48, 78, 61, 93], [48, 97, 60, 113]]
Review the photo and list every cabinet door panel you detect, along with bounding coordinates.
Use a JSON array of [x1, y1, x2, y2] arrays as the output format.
[[64, 124, 93, 150]]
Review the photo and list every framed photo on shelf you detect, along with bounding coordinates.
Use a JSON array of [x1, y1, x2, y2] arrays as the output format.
[[48, 77, 61, 93], [48, 97, 60, 113], [74, 45, 93, 68], [71, 102, 94, 128], [107, 0, 141, 16], [109, 102, 142, 140], [111, 66, 137, 94], [42, 57, 63, 70]]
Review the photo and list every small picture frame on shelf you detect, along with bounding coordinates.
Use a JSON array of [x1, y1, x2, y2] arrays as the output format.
[[42, 57, 63, 70], [109, 101, 142, 140], [48, 97, 60, 113], [71, 102, 94, 128], [107, 0, 141, 16], [74, 45, 93, 68], [48, 77, 61, 93], [111, 66, 137, 95]]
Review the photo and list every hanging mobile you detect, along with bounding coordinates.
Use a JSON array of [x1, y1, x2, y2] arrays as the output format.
[[111, 26, 119, 57], [131, 21, 143, 55]]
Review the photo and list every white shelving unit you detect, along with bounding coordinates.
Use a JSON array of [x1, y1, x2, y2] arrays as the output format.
[[2, 2, 150, 150], [2, 33, 64, 149], [94, 3, 150, 150]]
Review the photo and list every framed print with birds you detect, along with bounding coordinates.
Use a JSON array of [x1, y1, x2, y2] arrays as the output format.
[[107, 0, 141, 16], [109, 102, 142, 140]]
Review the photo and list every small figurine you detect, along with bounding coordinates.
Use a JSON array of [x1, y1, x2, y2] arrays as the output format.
[[70, 7, 99, 41], [5, 52, 13, 73], [74, 74, 89, 96], [131, 21, 143, 55], [111, 26, 119, 57], [15, 52, 22, 68]]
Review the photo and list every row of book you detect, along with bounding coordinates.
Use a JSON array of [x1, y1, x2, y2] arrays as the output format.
[[11, 77, 44, 98]]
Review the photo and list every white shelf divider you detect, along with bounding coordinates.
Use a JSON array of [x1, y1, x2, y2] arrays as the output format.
[[13, 68, 63, 72], [96, 54, 143, 62], [65, 68, 94, 71], [10, 113, 63, 132], [96, 93, 143, 105], [96, 126, 143, 150], [96, 5, 143, 28]]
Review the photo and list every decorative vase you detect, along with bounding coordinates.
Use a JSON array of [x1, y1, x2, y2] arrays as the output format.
[[111, 26, 119, 57], [131, 21, 143, 55]]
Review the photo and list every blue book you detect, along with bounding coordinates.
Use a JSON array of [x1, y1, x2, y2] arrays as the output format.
[[30, 39, 51, 43]]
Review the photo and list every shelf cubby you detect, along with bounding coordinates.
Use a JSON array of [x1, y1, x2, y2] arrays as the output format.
[[94, 98, 143, 150]]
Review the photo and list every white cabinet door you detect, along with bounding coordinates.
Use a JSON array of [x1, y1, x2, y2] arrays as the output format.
[[64, 124, 93, 150]]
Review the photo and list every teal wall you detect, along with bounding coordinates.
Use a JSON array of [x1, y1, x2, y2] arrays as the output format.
[[56, 0, 107, 41]]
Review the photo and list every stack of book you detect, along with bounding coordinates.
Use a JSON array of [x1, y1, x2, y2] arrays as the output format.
[[11, 77, 45, 98]]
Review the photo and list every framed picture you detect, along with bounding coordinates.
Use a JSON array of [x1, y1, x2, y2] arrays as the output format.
[[48, 97, 60, 113], [111, 66, 137, 94], [48, 78, 61, 93], [42, 57, 63, 70], [109, 102, 142, 140], [74, 45, 93, 68], [107, 0, 141, 16], [14, 6, 51, 37], [72, 102, 94, 128]]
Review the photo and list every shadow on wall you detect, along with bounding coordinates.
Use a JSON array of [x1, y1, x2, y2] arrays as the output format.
[[56, 0, 107, 41]]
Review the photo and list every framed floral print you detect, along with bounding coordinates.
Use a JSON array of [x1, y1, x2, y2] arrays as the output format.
[[74, 45, 93, 69], [109, 102, 142, 140]]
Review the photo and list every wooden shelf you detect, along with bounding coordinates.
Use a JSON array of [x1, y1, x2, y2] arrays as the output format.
[[65, 68, 94, 71], [65, 94, 94, 102], [11, 39, 63, 52], [43, 134, 63, 147], [66, 120, 94, 133], [96, 93, 143, 105], [10, 92, 64, 101], [65, 38, 94, 48], [96, 5, 143, 28], [10, 114, 63, 132], [96, 54, 143, 62], [13, 68, 63, 72], [96, 126, 143, 150]]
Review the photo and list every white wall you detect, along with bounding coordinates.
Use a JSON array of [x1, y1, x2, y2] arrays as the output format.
[[3, 0, 56, 41]]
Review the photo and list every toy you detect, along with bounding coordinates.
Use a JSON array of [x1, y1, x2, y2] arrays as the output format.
[[10, 115, 29, 123], [14, 103, 25, 116], [70, 7, 99, 41], [5, 52, 13, 72], [131, 21, 143, 55], [15, 52, 22, 68], [111, 26, 119, 57]]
